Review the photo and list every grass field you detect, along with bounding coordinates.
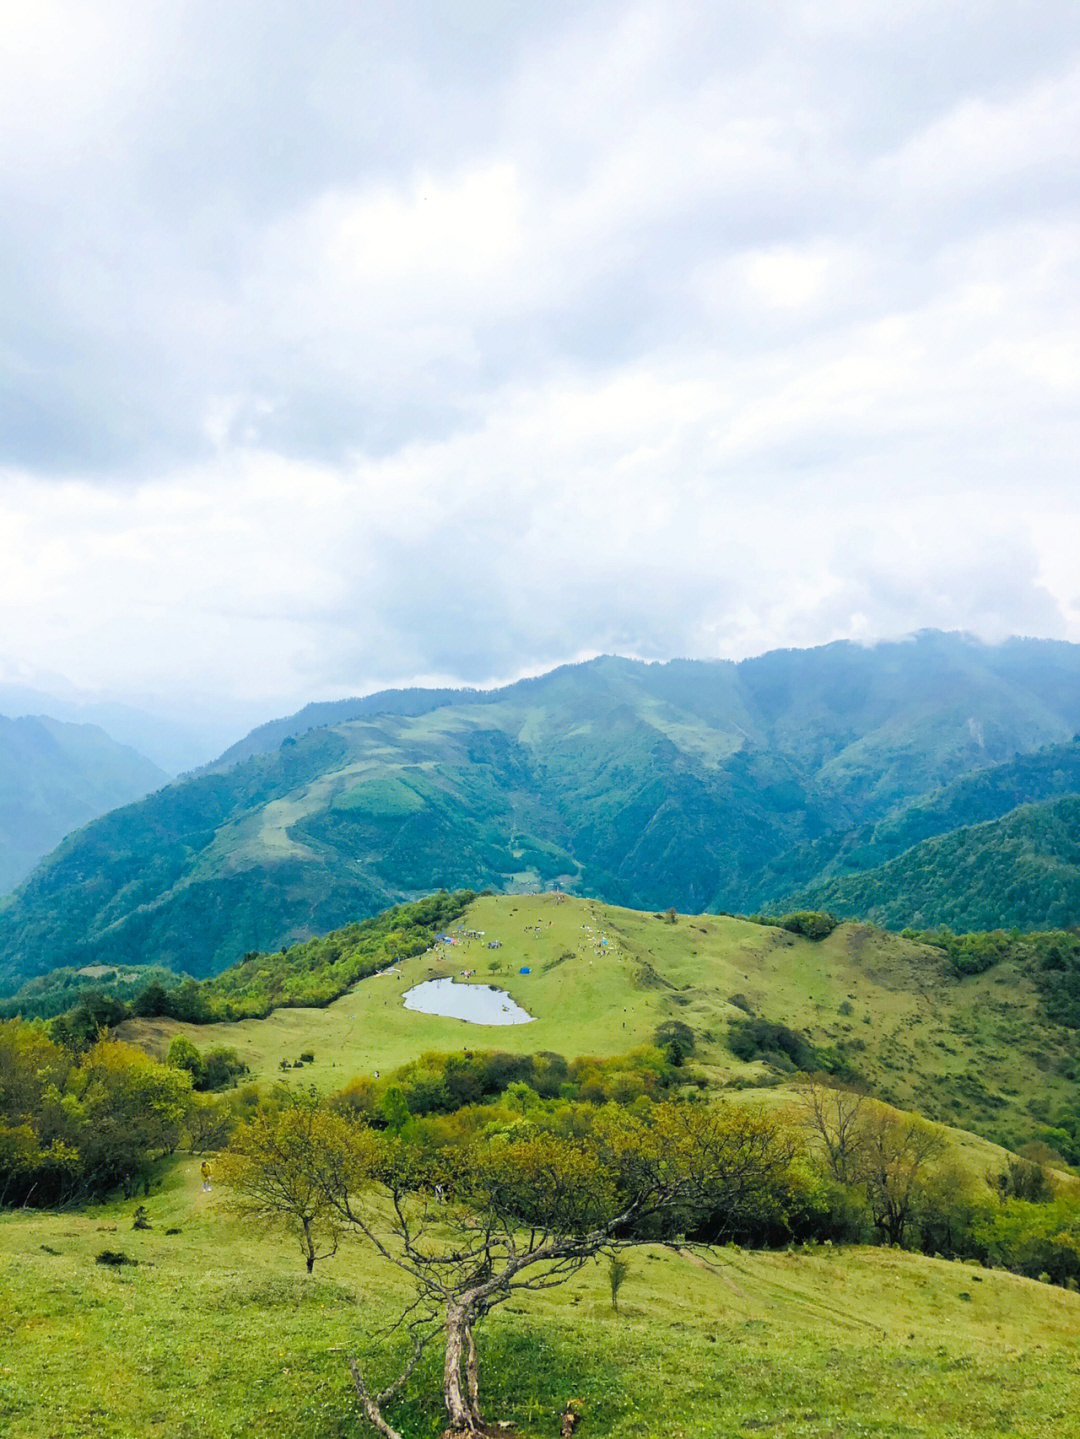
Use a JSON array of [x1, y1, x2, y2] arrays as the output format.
[[3, 1154, 1079, 1439], [10, 893, 1080, 1437], [120, 893, 1076, 1144]]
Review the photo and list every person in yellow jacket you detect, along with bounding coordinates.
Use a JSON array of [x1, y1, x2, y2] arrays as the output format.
[[200, 1160, 212, 1193]]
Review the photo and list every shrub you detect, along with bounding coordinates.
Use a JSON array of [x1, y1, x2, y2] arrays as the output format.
[[729, 1018, 818, 1070], [200, 1047, 247, 1091], [654, 1020, 695, 1065], [778, 912, 839, 941]]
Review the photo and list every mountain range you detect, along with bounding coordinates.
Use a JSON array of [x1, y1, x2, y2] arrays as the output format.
[[7, 629, 1080, 991]]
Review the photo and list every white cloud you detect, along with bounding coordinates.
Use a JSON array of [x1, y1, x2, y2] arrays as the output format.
[[0, 0, 1078, 720]]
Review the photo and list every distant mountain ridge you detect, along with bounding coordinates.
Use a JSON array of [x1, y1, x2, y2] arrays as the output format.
[[0, 714, 166, 894], [7, 631, 1080, 991], [0, 681, 221, 774], [208, 685, 493, 770]]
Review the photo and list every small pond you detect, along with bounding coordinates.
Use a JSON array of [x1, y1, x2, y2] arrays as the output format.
[[402, 978, 535, 1026]]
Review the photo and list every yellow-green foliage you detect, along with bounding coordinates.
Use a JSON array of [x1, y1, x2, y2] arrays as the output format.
[[0, 1022, 192, 1204]]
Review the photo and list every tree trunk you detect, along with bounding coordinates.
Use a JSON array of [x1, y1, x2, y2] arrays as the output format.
[[464, 1320, 483, 1428], [441, 1304, 479, 1438]]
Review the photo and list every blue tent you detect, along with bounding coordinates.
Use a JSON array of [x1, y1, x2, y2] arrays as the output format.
[[519, 966, 531, 974]]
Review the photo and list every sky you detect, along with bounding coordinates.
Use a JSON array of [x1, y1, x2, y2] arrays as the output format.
[[2, 0, 1079, 750]]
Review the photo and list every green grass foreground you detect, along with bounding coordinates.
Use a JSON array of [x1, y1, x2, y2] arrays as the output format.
[[3, 1156, 1080, 1439]]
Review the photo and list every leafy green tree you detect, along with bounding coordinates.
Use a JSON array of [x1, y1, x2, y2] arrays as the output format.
[[859, 1109, 946, 1246], [504, 1081, 539, 1115], [132, 982, 170, 1018], [654, 1020, 694, 1066], [379, 1085, 411, 1131], [184, 1093, 235, 1154], [218, 1093, 343, 1273], [166, 1036, 204, 1084], [50, 991, 130, 1050]]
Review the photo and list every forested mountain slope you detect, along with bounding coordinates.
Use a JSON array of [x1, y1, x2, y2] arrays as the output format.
[[752, 737, 1080, 905], [789, 796, 1080, 933], [0, 714, 166, 894], [7, 631, 1080, 988]]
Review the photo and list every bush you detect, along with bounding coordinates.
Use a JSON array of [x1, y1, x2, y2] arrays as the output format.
[[1, 1022, 193, 1207], [654, 1020, 695, 1065], [778, 912, 839, 941], [728, 1017, 856, 1080], [729, 1018, 817, 1070], [991, 1155, 1055, 1204]]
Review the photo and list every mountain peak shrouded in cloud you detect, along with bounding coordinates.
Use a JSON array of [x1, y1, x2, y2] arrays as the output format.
[[1, 2, 1077, 712]]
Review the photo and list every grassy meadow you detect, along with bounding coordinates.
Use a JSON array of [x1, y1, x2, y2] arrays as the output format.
[[4, 1153, 1080, 1439], [121, 893, 1075, 1145], [9, 891, 1080, 1437]]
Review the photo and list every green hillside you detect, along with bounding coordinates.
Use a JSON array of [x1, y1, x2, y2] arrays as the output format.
[[118, 893, 1080, 1151], [8, 633, 1080, 989], [791, 796, 1080, 933], [0, 713, 166, 895], [7, 1163, 1080, 1439], [9, 891, 1080, 1436], [751, 736, 1080, 903]]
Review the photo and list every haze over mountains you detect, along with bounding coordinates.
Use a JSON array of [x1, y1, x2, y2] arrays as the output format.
[[0, 679, 255, 775], [0, 714, 166, 894], [7, 629, 1080, 992]]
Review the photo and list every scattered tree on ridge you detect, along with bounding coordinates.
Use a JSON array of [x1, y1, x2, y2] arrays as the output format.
[[797, 1075, 946, 1244]]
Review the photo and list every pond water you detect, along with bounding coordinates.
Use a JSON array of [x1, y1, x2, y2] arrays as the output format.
[[402, 978, 535, 1026]]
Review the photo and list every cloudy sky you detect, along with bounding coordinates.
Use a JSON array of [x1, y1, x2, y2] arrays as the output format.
[[2, 0, 1078, 742]]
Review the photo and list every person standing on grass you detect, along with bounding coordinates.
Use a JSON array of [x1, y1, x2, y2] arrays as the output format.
[[200, 1160, 212, 1192]]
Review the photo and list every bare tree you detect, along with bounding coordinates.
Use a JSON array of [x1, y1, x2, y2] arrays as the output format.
[[224, 1098, 796, 1438], [795, 1074, 869, 1185], [797, 1077, 947, 1246]]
